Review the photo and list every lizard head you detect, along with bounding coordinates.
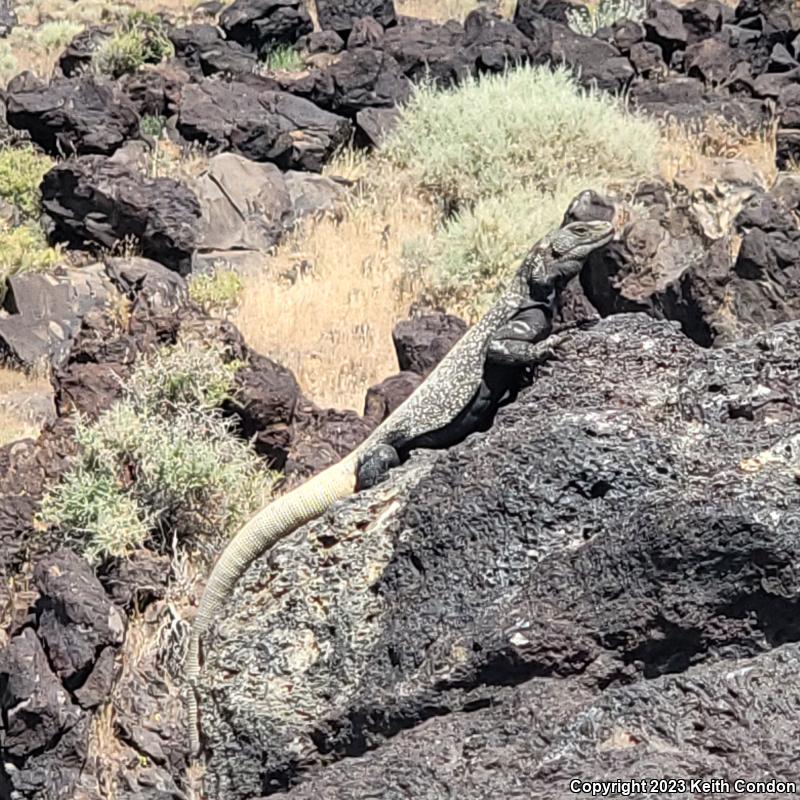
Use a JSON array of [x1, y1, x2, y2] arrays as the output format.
[[523, 220, 615, 297]]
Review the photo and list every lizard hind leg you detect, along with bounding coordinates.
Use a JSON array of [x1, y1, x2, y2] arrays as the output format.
[[356, 444, 401, 491]]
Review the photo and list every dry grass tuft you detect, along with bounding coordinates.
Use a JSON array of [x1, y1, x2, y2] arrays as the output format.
[[396, 0, 517, 21], [659, 116, 779, 188], [232, 159, 433, 411]]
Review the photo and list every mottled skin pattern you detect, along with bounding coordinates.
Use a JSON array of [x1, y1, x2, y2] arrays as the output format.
[[185, 220, 614, 757]]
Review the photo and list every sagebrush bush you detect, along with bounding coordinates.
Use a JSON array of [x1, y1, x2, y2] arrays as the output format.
[[93, 10, 173, 78], [567, 0, 648, 36], [188, 268, 243, 314], [0, 146, 54, 220], [35, 20, 84, 50], [381, 65, 660, 308], [39, 341, 272, 562]]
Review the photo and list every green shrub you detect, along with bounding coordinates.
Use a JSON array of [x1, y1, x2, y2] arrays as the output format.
[[263, 44, 305, 72], [0, 146, 54, 220], [381, 65, 660, 308], [0, 224, 61, 301], [35, 20, 84, 50], [39, 341, 272, 562], [567, 0, 648, 36], [188, 268, 243, 314], [92, 10, 174, 78], [140, 114, 167, 138]]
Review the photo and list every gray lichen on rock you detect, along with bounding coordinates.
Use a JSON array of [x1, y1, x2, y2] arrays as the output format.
[[199, 312, 800, 799]]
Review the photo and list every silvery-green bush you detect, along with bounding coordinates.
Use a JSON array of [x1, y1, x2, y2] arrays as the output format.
[[40, 342, 273, 562]]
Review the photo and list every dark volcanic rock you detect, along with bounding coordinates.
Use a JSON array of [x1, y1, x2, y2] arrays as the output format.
[[463, 7, 538, 74], [198, 314, 800, 799], [176, 80, 352, 172], [278, 47, 411, 115], [286, 400, 375, 480], [41, 156, 202, 273], [0, 0, 16, 38], [382, 18, 470, 87], [513, 0, 583, 30], [222, 352, 301, 469], [118, 64, 189, 117], [169, 23, 258, 76], [392, 311, 467, 375], [316, 0, 396, 36], [630, 77, 771, 132], [643, 0, 689, 61], [580, 182, 800, 346], [4, 73, 139, 156], [0, 627, 90, 798], [220, 0, 313, 51], [58, 25, 113, 77], [363, 370, 422, 423], [33, 549, 126, 698]]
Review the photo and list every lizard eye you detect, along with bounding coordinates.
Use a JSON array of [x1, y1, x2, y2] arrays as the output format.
[[571, 224, 588, 235]]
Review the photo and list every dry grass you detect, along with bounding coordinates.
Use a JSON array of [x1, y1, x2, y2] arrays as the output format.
[[396, 0, 517, 21], [0, 363, 52, 447], [232, 158, 433, 411], [659, 116, 779, 187]]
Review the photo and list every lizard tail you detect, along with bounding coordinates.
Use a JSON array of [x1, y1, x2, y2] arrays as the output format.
[[186, 452, 360, 756]]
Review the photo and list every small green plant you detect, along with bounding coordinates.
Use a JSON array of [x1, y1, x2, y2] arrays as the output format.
[[188, 268, 243, 314], [39, 341, 272, 563], [140, 114, 167, 139], [566, 0, 648, 36], [262, 43, 305, 72], [0, 223, 61, 302], [92, 10, 174, 78], [35, 20, 84, 50], [0, 146, 54, 220]]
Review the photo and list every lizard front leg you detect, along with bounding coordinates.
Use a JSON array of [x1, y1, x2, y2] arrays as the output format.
[[486, 305, 553, 367], [356, 444, 401, 491]]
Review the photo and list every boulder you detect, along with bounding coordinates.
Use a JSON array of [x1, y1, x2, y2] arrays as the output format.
[[643, 0, 689, 61], [354, 106, 401, 147], [679, 0, 729, 42], [630, 77, 771, 132], [0, 0, 15, 37], [118, 64, 189, 118], [316, 0, 396, 36], [284, 170, 347, 219], [98, 549, 170, 611], [4, 73, 139, 157], [286, 400, 375, 480], [0, 627, 90, 798], [33, 549, 126, 706], [193, 152, 294, 252], [0, 264, 113, 369], [197, 313, 800, 799], [176, 79, 352, 172], [298, 29, 345, 54], [222, 351, 301, 469], [58, 25, 113, 77], [41, 156, 202, 273], [463, 7, 539, 74], [513, 0, 583, 31], [220, 0, 313, 52], [169, 24, 254, 76], [547, 21, 635, 92], [347, 16, 384, 49], [392, 311, 467, 375], [580, 182, 800, 346], [278, 47, 411, 115], [363, 370, 422, 423], [382, 18, 471, 87]]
